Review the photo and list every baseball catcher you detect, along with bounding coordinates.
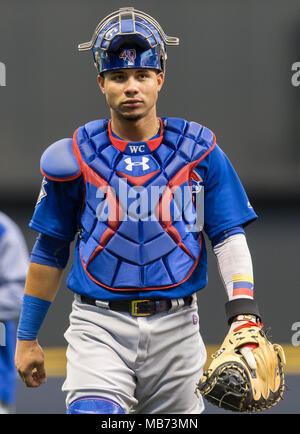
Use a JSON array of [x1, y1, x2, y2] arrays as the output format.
[[15, 7, 285, 414], [196, 313, 286, 412]]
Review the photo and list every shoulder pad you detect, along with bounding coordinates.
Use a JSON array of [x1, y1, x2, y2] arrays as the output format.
[[199, 125, 215, 147], [40, 138, 81, 181], [164, 118, 215, 147], [163, 117, 187, 135], [184, 121, 215, 147], [84, 119, 107, 139]]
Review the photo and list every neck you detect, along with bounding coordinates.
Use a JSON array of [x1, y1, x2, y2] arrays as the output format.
[[110, 111, 160, 142]]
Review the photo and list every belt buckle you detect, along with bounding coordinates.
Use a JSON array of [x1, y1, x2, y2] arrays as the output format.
[[131, 300, 152, 317]]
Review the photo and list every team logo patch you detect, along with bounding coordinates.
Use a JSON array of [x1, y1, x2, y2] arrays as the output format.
[[191, 170, 203, 193], [35, 178, 47, 207], [119, 48, 136, 66], [192, 314, 198, 325]]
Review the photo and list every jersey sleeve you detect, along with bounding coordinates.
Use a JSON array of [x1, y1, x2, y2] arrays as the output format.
[[30, 233, 71, 268], [0, 214, 29, 320], [29, 176, 84, 241], [197, 144, 258, 241]]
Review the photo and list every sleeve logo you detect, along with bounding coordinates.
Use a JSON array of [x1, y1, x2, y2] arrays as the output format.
[[35, 178, 48, 207]]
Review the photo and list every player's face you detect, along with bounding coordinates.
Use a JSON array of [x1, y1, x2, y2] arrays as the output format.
[[98, 68, 164, 121]]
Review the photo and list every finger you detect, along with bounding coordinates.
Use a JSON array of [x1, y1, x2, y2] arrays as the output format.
[[19, 369, 42, 387], [32, 372, 46, 385], [17, 370, 26, 384], [33, 364, 47, 384], [240, 346, 257, 370]]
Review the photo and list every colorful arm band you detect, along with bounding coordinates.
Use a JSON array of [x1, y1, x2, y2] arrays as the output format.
[[213, 233, 254, 300], [17, 294, 51, 340]]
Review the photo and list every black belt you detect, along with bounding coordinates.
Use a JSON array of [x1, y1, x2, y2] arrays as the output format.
[[79, 295, 193, 317]]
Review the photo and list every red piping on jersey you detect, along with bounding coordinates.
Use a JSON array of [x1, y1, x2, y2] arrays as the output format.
[[72, 129, 83, 171], [107, 121, 128, 152], [108, 118, 164, 152], [78, 159, 200, 286], [155, 131, 216, 260], [115, 170, 160, 186], [72, 130, 124, 262], [82, 162, 124, 267], [72, 128, 86, 218], [39, 168, 82, 182], [73, 124, 215, 291], [80, 162, 124, 231], [79, 234, 203, 292]]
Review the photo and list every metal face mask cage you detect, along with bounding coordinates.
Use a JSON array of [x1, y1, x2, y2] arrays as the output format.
[[78, 7, 179, 73]]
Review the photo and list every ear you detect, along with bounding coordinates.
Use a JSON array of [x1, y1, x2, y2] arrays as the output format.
[[156, 71, 165, 92], [97, 74, 105, 94]]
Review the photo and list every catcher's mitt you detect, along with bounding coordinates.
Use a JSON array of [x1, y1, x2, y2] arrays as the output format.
[[196, 315, 286, 412]]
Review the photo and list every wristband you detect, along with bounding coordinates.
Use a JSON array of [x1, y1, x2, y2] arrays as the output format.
[[17, 294, 51, 340], [225, 298, 260, 325]]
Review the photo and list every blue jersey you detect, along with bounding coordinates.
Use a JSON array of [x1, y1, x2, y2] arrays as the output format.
[[0, 212, 29, 405], [30, 118, 257, 301]]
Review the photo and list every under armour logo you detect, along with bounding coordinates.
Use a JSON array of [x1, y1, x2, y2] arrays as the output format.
[[124, 157, 150, 171]]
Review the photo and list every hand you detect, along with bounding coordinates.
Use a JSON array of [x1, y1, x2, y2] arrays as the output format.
[[196, 313, 285, 412], [15, 339, 47, 387]]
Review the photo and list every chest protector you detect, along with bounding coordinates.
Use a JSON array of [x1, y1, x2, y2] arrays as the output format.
[[73, 117, 215, 291]]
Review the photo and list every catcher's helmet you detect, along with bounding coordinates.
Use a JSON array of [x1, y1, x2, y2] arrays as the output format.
[[78, 7, 179, 74]]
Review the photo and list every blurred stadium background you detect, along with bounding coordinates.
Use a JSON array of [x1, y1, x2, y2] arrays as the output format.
[[0, 0, 299, 414]]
